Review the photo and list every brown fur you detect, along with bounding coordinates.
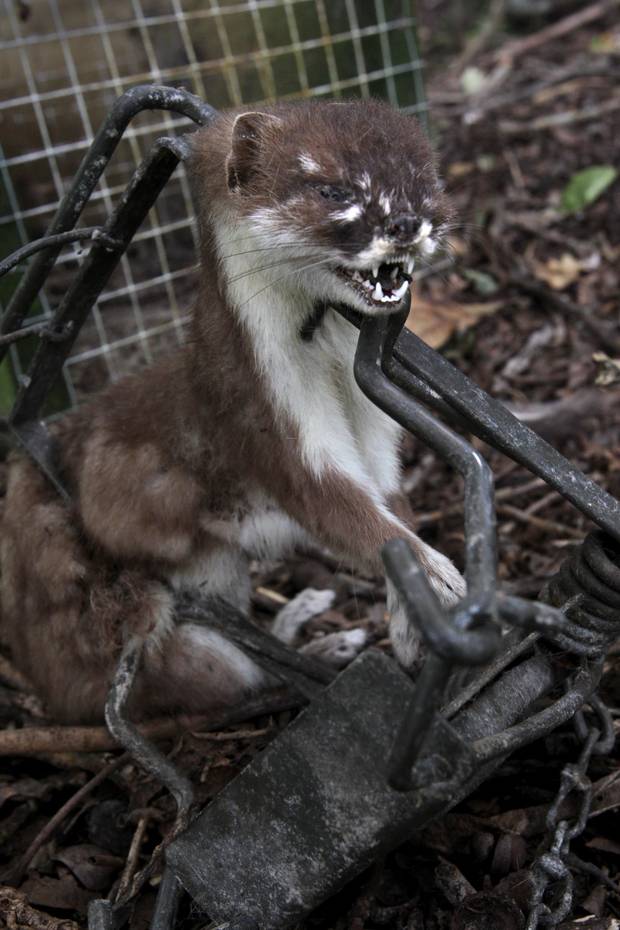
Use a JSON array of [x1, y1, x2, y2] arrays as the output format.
[[0, 99, 462, 723]]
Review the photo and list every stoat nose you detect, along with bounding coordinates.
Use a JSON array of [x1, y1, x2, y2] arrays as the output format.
[[386, 213, 419, 241]]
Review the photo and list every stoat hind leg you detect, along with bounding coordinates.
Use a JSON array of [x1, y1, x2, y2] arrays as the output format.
[[0, 455, 177, 722], [133, 619, 267, 718], [0, 455, 264, 723]]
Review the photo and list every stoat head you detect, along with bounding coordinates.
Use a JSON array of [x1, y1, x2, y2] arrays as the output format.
[[210, 99, 451, 315]]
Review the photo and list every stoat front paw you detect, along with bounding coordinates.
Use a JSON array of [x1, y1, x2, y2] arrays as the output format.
[[387, 544, 466, 670], [387, 581, 422, 670], [417, 541, 466, 607]]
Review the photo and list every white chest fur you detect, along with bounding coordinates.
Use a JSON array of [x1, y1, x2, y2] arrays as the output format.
[[239, 292, 401, 501], [215, 214, 403, 506]]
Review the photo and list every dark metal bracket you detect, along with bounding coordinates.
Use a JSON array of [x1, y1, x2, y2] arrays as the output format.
[[1, 85, 619, 930]]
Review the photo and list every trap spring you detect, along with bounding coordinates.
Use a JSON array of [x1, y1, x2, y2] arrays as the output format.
[[1, 85, 619, 930]]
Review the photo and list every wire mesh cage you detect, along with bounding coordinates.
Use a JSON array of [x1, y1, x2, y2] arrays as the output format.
[[0, 0, 426, 418]]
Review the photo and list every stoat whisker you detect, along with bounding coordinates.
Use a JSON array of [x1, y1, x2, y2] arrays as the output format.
[[226, 253, 326, 285], [239, 256, 335, 307], [221, 244, 314, 260]]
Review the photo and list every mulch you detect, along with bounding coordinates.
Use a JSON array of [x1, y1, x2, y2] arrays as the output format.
[[1, 3, 620, 927]]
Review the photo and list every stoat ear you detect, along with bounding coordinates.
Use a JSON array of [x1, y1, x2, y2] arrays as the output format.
[[226, 111, 282, 192]]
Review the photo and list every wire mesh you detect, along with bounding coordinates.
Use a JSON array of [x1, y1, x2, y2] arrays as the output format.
[[0, 0, 426, 416]]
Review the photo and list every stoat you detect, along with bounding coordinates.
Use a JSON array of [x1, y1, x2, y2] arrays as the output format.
[[0, 99, 465, 724]]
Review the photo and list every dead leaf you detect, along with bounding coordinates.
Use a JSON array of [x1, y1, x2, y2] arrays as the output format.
[[0, 774, 82, 811], [448, 162, 475, 178], [582, 885, 607, 918], [531, 251, 601, 290], [590, 769, 620, 816], [533, 252, 583, 289], [452, 892, 524, 930], [593, 353, 620, 387], [407, 289, 502, 348], [20, 873, 93, 915], [586, 836, 620, 855], [53, 844, 123, 891]]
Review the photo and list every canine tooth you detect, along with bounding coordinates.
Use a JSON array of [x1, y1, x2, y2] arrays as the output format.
[[390, 266, 399, 280], [372, 264, 379, 278], [363, 279, 372, 290], [394, 280, 409, 300], [372, 282, 383, 300], [406, 258, 414, 274]]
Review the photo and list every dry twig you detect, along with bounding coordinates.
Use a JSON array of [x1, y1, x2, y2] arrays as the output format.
[[114, 814, 149, 903], [0, 692, 300, 757], [492, 0, 617, 63], [498, 503, 584, 539], [0, 885, 80, 930]]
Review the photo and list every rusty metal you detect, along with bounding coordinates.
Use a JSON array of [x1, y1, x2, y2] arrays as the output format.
[[1, 85, 619, 930]]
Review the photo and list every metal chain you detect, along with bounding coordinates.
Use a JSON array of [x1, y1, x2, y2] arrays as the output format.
[[526, 690, 615, 928]]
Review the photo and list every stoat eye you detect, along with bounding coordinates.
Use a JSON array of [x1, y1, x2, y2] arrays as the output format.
[[317, 184, 351, 203]]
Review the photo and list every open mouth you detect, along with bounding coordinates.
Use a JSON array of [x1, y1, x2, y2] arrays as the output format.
[[336, 258, 413, 308]]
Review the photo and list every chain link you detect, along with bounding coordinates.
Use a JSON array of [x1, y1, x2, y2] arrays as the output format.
[[525, 690, 614, 928]]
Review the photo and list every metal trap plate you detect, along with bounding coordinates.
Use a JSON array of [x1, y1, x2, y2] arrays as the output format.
[[166, 650, 471, 929]]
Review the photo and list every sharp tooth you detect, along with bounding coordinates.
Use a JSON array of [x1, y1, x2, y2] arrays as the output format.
[[406, 258, 414, 274], [352, 270, 362, 282], [394, 280, 409, 300], [381, 295, 390, 302], [363, 280, 372, 290], [372, 282, 383, 300], [372, 264, 379, 279], [390, 266, 399, 280]]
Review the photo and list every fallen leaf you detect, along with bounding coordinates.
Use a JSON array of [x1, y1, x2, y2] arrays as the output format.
[[593, 353, 620, 387], [586, 836, 620, 855], [53, 844, 124, 891], [452, 892, 524, 930], [582, 885, 607, 918], [20, 873, 93, 915], [533, 253, 583, 289], [561, 165, 618, 213], [0, 774, 81, 810], [407, 289, 502, 348], [448, 162, 475, 178]]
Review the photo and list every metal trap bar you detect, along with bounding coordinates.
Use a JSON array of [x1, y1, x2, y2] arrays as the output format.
[[1, 86, 619, 929]]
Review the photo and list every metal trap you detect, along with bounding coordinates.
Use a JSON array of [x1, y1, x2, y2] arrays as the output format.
[[1, 86, 619, 930]]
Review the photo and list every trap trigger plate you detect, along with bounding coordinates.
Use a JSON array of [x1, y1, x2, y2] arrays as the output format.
[[166, 650, 475, 930]]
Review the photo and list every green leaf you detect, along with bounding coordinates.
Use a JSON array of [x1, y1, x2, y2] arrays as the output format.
[[561, 165, 617, 214], [463, 268, 499, 296]]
